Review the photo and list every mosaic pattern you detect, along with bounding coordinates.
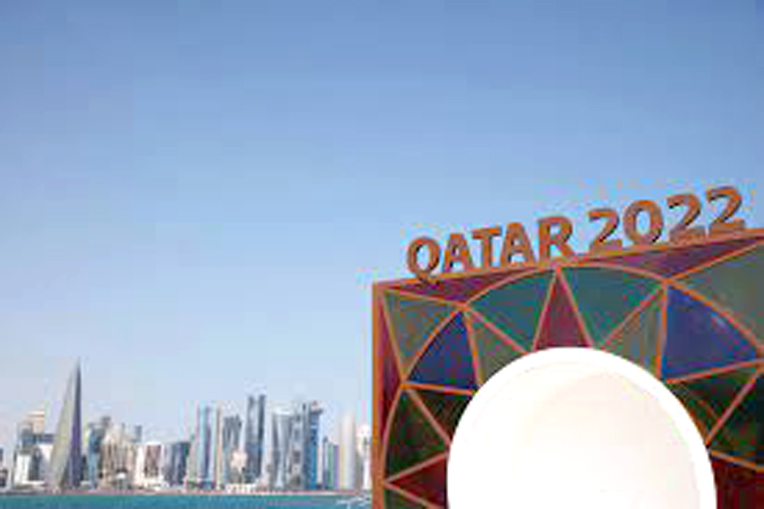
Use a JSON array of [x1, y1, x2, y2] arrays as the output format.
[[375, 232, 764, 508]]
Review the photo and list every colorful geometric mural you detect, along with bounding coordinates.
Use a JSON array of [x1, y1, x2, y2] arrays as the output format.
[[373, 231, 763, 508]]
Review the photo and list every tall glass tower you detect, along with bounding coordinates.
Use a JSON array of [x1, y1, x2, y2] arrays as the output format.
[[48, 363, 83, 490], [243, 394, 266, 483]]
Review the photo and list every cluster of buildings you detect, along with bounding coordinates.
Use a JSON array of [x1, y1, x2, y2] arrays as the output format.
[[0, 364, 370, 494]]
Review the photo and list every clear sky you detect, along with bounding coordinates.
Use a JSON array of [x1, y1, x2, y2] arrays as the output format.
[[0, 1, 762, 455]]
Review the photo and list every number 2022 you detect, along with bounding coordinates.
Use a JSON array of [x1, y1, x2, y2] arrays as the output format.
[[589, 185, 747, 253]]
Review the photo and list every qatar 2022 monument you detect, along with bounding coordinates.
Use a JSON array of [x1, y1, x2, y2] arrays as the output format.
[[373, 186, 761, 508]]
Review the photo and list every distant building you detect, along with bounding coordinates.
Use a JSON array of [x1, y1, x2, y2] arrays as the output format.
[[243, 394, 266, 483], [165, 441, 190, 487], [338, 413, 357, 491], [302, 402, 323, 490], [269, 408, 292, 490], [84, 416, 111, 488], [134, 442, 164, 489], [48, 363, 83, 490], [0, 447, 3, 467], [320, 436, 339, 490], [100, 423, 137, 490], [0, 467, 7, 489], [221, 414, 242, 486], [188, 406, 213, 489], [356, 425, 371, 491]]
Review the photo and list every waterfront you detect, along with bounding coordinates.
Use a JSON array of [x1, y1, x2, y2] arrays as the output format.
[[0, 494, 371, 508]]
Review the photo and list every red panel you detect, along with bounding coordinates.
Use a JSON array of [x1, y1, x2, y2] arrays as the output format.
[[535, 277, 588, 350], [591, 236, 760, 278], [379, 305, 400, 437], [391, 457, 448, 506], [712, 457, 762, 508], [389, 269, 530, 302]]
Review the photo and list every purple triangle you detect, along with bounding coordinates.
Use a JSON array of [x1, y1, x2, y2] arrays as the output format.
[[662, 289, 757, 379], [592, 236, 760, 278], [410, 314, 476, 389]]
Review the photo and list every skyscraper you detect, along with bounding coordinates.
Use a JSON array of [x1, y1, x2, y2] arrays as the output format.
[[165, 441, 190, 487], [356, 424, 371, 491], [320, 436, 339, 490], [221, 415, 242, 486], [48, 363, 83, 490], [302, 402, 323, 490], [189, 405, 213, 489], [243, 394, 266, 483], [270, 408, 292, 490], [337, 413, 357, 491], [84, 416, 111, 488]]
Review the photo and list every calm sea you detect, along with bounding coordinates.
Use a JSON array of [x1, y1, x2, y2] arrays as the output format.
[[0, 494, 371, 509]]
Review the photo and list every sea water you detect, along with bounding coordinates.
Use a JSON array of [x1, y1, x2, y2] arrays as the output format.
[[0, 494, 371, 509]]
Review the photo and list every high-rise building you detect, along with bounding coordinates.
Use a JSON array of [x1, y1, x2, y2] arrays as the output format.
[[270, 408, 292, 490], [165, 441, 190, 487], [221, 414, 242, 486], [212, 407, 224, 488], [356, 424, 371, 491], [320, 436, 339, 490], [134, 442, 164, 489], [48, 363, 83, 490], [84, 416, 111, 488], [337, 413, 357, 491], [243, 394, 266, 483], [99, 422, 140, 490], [10, 410, 54, 489], [302, 402, 323, 490], [188, 406, 213, 489], [0, 447, 3, 467]]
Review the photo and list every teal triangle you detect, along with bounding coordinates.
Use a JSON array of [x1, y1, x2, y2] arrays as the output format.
[[680, 245, 764, 340], [384, 292, 454, 372], [471, 271, 553, 350], [565, 267, 658, 346]]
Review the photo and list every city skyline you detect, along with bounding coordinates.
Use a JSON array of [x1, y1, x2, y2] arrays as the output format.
[[2, 362, 370, 493]]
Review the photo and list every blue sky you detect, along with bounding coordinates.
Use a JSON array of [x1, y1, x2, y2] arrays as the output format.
[[0, 1, 762, 454]]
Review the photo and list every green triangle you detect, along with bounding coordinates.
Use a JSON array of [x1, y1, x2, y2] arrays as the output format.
[[565, 267, 658, 345], [604, 293, 662, 374], [386, 391, 447, 476], [471, 316, 523, 383], [385, 489, 425, 508], [417, 388, 472, 436], [669, 384, 717, 436], [709, 375, 762, 465], [384, 292, 454, 372], [471, 271, 553, 350], [680, 246, 764, 340]]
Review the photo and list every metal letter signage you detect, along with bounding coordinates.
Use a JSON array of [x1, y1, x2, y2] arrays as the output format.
[[406, 185, 748, 281]]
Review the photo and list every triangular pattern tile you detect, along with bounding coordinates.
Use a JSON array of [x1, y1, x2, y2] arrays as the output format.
[[709, 375, 762, 466], [410, 314, 477, 390], [535, 276, 588, 350], [378, 304, 401, 438], [384, 489, 425, 508], [663, 289, 757, 379], [417, 388, 472, 437], [592, 235, 761, 278], [471, 271, 553, 351], [565, 267, 658, 345], [604, 292, 662, 375], [385, 391, 447, 476], [680, 245, 764, 340], [668, 366, 755, 438], [384, 292, 455, 372], [469, 314, 523, 384], [389, 268, 529, 302], [390, 457, 447, 506]]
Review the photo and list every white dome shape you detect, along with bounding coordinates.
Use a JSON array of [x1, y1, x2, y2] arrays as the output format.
[[448, 348, 715, 509]]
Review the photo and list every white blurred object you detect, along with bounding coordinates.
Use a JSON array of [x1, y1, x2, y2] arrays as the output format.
[[448, 348, 715, 509]]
